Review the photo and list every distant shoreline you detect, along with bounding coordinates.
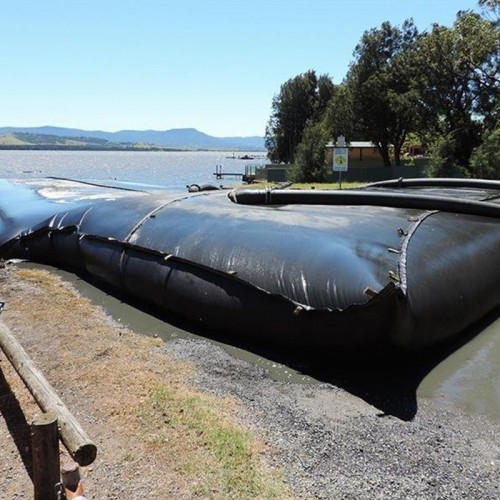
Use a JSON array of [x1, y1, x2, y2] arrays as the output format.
[[0, 145, 266, 153], [0, 128, 266, 152]]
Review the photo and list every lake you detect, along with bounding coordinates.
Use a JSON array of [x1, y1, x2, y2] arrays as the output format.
[[0, 150, 269, 187]]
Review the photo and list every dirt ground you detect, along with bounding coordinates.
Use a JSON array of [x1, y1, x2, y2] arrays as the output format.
[[1, 262, 499, 499], [0, 264, 288, 499]]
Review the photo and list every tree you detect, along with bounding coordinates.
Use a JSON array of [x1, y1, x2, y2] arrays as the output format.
[[426, 133, 471, 178], [414, 7, 499, 173], [346, 19, 420, 166], [321, 84, 363, 142], [479, 0, 500, 27], [291, 122, 329, 182], [470, 126, 500, 178], [265, 70, 334, 163]]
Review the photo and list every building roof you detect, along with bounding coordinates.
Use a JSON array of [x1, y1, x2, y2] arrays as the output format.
[[325, 141, 376, 148]]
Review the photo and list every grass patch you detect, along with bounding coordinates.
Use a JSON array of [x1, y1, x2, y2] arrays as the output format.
[[16, 268, 94, 314], [233, 181, 365, 190], [288, 181, 365, 190], [138, 384, 289, 499]]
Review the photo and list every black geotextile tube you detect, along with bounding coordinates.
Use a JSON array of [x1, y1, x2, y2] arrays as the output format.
[[364, 177, 500, 190], [228, 189, 500, 219], [3, 178, 500, 355]]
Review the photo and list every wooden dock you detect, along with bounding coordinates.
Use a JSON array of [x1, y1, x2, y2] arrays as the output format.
[[213, 164, 256, 183]]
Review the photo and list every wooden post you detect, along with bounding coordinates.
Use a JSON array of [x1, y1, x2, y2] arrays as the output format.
[[31, 413, 60, 500], [61, 460, 80, 491], [0, 320, 97, 465]]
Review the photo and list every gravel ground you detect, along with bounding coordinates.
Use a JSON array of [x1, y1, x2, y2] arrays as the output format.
[[167, 338, 500, 499]]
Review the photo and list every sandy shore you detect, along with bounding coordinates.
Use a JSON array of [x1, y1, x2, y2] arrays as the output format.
[[0, 263, 499, 499]]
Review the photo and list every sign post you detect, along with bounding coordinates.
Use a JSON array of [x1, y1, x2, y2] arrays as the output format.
[[332, 135, 348, 189]]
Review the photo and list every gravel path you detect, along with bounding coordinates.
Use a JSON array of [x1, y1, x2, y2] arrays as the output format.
[[167, 338, 500, 499]]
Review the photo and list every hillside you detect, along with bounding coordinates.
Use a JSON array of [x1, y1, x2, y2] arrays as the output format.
[[0, 132, 180, 151], [0, 126, 265, 151], [0, 133, 30, 146]]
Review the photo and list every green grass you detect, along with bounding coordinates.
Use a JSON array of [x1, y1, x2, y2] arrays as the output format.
[[138, 384, 289, 499], [233, 180, 365, 190], [288, 181, 365, 190]]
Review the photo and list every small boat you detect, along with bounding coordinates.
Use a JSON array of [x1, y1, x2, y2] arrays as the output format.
[[1, 177, 500, 356]]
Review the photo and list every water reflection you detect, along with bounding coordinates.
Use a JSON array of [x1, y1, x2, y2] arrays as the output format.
[[0, 150, 268, 188]]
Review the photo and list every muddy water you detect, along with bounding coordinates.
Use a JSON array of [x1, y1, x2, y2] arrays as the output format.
[[417, 315, 500, 420], [20, 263, 500, 422]]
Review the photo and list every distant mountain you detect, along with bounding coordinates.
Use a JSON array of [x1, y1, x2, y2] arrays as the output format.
[[0, 132, 162, 151], [0, 126, 266, 151]]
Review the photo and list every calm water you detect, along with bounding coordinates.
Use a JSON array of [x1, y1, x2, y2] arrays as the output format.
[[2, 150, 499, 421], [0, 150, 268, 188], [417, 316, 500, 420]]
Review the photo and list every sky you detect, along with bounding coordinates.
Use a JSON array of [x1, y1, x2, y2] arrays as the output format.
[[1, 0, 482, 137]]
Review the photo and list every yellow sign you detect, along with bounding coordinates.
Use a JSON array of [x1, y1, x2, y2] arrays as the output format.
[[333, 147, 348, 172]]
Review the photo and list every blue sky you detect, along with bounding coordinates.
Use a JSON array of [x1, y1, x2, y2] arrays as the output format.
[[1, 0, 481, 137]]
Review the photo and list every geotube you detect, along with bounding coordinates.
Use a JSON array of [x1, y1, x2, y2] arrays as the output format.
[[1, 177, 500, 355]]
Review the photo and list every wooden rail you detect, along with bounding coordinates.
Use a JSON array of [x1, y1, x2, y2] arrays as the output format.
[[0, 320, 97, 466]]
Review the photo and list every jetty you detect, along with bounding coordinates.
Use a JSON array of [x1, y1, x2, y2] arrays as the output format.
[[213, 164, 256, 183]]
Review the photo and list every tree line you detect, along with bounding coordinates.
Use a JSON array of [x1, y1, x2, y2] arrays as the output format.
[[265, 0, 499, 181]]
